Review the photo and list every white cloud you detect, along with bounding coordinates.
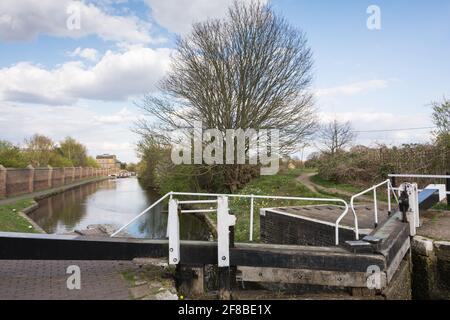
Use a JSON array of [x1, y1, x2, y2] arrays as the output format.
[[95, 107, 139, 124], [315, 80, 391, 98], [145, 0, 267, 35], [0, 103, 139, 163], [68, 47, 98, 61], [0, 0, 153, 43], [0, 47, 173, 105]]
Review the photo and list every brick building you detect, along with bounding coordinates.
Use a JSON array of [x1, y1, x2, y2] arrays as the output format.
[[96, 154, 121, 173]]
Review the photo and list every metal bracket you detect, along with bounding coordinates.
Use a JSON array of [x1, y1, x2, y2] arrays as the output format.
[[217, 196, 236, 267], [168, 198, 180, 265]]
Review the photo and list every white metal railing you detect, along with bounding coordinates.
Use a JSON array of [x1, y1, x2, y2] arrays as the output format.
[[388, 174, 450, 195], [111, 191, 351, 245], [389, 173, 450, 179], [339, 180, 398, 241]]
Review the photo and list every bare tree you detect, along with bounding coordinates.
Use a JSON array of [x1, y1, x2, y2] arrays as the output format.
[[319, 120, 356, 156], [24, 134, 56, 167], [136, 0, 316, 190]]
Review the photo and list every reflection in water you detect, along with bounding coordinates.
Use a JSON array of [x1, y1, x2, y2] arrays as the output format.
[[28, 178, 210, 240]]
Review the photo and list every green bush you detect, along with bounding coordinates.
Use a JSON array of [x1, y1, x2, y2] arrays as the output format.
[[315, 142, 450, 187]]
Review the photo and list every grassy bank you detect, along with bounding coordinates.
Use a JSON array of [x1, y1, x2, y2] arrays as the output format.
[[311, 173, 450, 211], [433, 202, 450, 211], [310, 174, 362, 194], [0, 199, 39, 233], [230, 169, 333, 242]]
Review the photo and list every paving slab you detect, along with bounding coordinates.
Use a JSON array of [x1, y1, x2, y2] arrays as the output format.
[[418, 210, 450, 242], [269, 205, 390, 230], [0, 260, 136, 300]]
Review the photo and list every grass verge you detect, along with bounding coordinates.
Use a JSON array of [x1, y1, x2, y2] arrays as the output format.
[[310, 174, 362, 194], [230, 169, 339, 243], [433, 202, 450, 211], [0, 198, 39, 233]]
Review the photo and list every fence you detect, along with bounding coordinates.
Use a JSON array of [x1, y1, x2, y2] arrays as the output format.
[[0, 165, 110, 199]]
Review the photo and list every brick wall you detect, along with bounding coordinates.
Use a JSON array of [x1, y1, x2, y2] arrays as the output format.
[[260, 209, 356, 247], [64, 167, 75, 184], [0, 166, 108, 199], [0, 166, 6, 199], [34, 168, 51, 191], [74, 167, 82, 181], [5, 167, 33, 197]]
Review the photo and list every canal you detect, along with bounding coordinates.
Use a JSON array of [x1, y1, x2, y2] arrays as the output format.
[[27, 178, 211, 240]]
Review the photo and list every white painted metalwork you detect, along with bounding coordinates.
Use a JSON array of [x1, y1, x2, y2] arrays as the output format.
[[180, 209, 217, 214], [340, 179, 399, 245], [388, 174, 450, 179], [249, 195, 255, 242], [217, 196, 236, 267], [111, 193, 171, 237], [168, 199, 180, 265], [388, 174, 450, 195], [112, 191, 351, 246], [166, 192, 351, 244], [178, 200, 218, 205]]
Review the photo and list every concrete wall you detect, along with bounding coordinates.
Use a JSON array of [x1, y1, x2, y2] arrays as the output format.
[[412, 236, 450, 299], [0, 165, 109, 199]]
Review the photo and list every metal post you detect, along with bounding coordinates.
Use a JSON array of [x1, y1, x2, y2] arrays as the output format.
[[217, 196, 236, 300], [446, 172, 450, 207], [387, 183, 392, 215], [168, 199, 180, 265], [373, 189, 378, 228], [249, 195, 254, 242], [217, 196, 236, 267]]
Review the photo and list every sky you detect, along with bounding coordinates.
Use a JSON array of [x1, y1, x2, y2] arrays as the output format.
[[0, 0, 449, 163]]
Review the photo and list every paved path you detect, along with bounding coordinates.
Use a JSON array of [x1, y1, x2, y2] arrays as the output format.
[[418, 210, 450, 241], [0, 260, 136, 300]]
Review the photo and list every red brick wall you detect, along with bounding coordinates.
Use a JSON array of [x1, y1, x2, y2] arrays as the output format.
[[51, 168, 64, 187], [0, 166, 107, 198], [33, 168, 51, 191], [5, 168, 33, 197], [0, 166, 6, 199]]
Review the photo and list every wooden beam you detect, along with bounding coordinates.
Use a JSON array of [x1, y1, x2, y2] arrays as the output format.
[[0, 232, 387, 274], [238, 266, 387, 289]]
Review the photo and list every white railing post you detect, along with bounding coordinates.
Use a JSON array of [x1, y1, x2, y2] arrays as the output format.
[[387, 183, 392, 214], [249, 195, 254, 242], [217, 196, 236, 267], [373, 188, 378, 228], [412, 183, 420, 229], [168, 198, 180, 265]]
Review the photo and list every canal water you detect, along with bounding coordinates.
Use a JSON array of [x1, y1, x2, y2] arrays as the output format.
[[28, 178, 211, 240]]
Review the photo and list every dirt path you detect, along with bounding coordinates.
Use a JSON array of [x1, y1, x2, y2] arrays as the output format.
[[297, 172, 375, 202]]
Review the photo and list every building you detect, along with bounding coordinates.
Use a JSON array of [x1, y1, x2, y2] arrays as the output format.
[[96, 154, 121, 173]]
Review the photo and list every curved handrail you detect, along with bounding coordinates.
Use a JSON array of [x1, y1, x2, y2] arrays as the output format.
[[335, 204, 358, 246], [336, 179, 398, 246]]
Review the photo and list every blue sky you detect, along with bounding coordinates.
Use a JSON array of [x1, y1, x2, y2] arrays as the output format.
[[0, 0, 449, 163]]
